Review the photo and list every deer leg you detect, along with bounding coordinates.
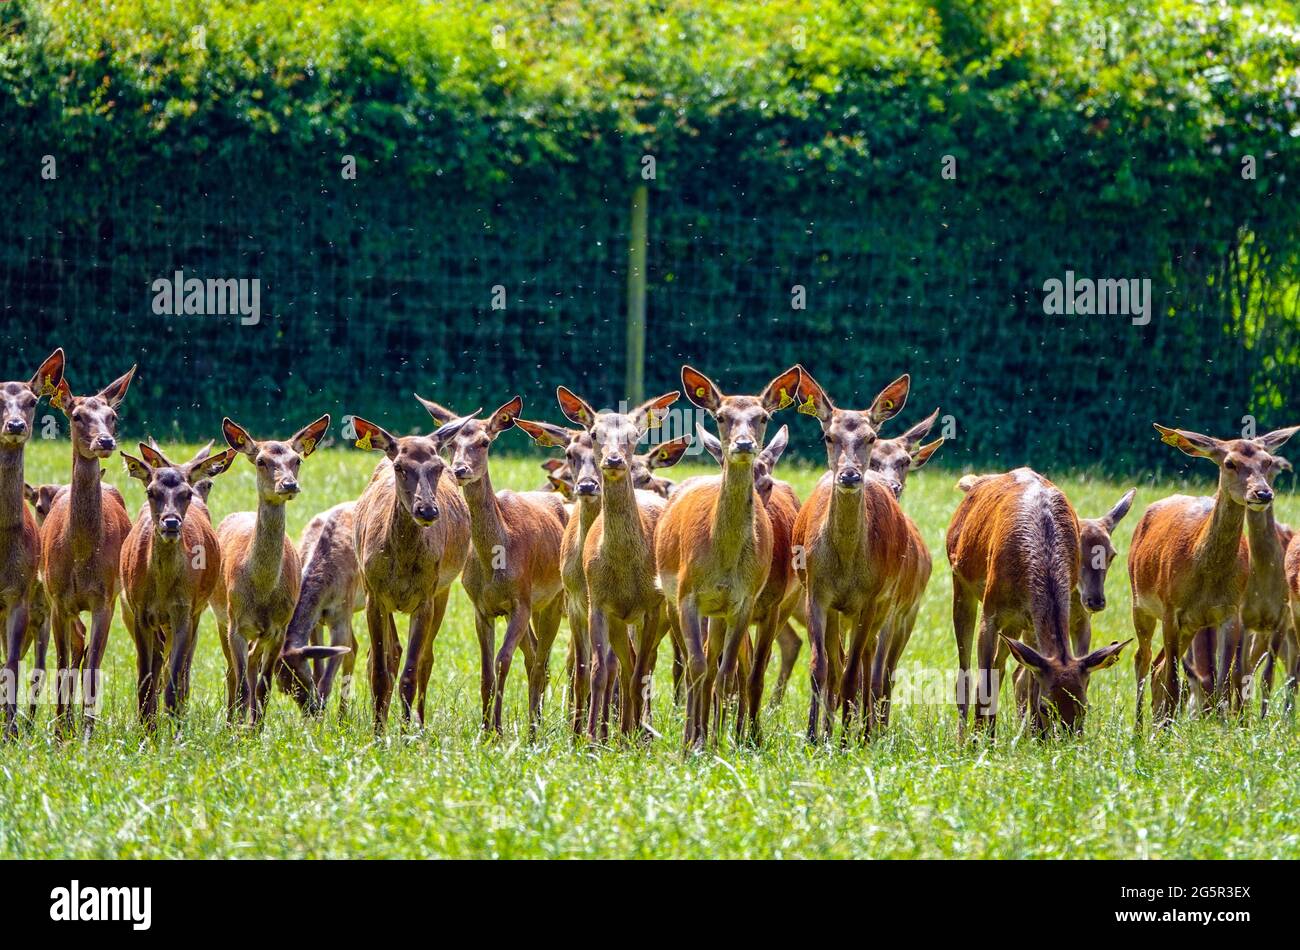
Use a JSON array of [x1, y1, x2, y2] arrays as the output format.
[[709, 615, 742, 747], [365, 602, 394, 734], [316, 616, 348, 708], [27, 609, 50, 724], [2, 601, 27, 736], [663, 603, 685, 706], [399, 603, 433, 727], [745, 610, 780, 744], [606, 617, 636, 738], [226, 626, 251, 728], [805, 594, 831, 744], [678, 596, 707, 751], [131, 624, 154, 730], [163, 609, 192, 719], [1153, 612, 1182, 727], [80, 604, 113, 737], [473, 610, 496, 733], [567, 599, 590, 736], [974, 608, 1002, 733], [587, 606, 613, 742], [492, 604, 531, 736], [771, 622, 801, 708], [527, 598, 563, 739], [339, 626, 359, 719], [952, 582, 978, 738], [49, 608, 73, 737], [840, 615, 871, 742], [630, 606, 664, 733], [416, 589, 451, 725], [1132, 607, 1156, 732]]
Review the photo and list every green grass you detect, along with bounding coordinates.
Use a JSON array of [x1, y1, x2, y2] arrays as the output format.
[[4, 438, 1300, 859]]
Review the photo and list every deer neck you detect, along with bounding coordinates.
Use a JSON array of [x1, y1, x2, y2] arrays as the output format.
[[1245, 503, 1283, 572], [827, 482, 865, 555], [149, 529, 189, 581], [69, 449, 104, 557], [1197, 483, 1245, 571], [712, 458, 756, 561], [0, 444, 24, 533], [463, 469, 507, 571], [249, 497, 287, 593], [576, 497, 600, 539], [600, 472, 646, 553]]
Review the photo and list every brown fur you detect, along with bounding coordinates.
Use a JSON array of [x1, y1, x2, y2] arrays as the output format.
[[349, 413, 472, 732], [40, 361, 136, 736]]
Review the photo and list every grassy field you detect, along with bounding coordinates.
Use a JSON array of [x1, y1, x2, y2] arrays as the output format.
[[4, 436, 1299, 859]]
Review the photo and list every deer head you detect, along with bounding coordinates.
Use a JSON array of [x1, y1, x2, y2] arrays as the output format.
[[696, 422, 789, 503], [422, 395, 516, 487], [1076, 488, 1136, 613], [351, 412, 474, 527], [1004, 636, 1131, 734], [867, 408, 944, 499], [2, 348, 64, 449], [795, 365, 909, 494], [1154, 424, 1299, 510], [553, 388, 686, 488], [52, 363, 136, 461], [222, 415, 330, 505], [121, 442, 236, 543], [681, 365, 800, 474], [515, 418, 600, 502]]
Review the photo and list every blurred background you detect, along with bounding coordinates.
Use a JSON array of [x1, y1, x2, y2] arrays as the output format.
[[2, 0, 1297, 470]]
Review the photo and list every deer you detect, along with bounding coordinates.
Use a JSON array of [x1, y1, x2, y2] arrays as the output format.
[[0, 349, 64, 733], [554, 387, 686, 739], [541, 449, 678, 500], [695, 421, 797, 741], [655, 364, 800, 748], [211, 415, 338, 729], [1129, 424, 1296, 727], [23, 476, 110, 721], [41, 362, 137, 736], [278, 502, 366, 717], [429, 395, 568, 737], [949, 468, 1130, 736], [119, 443, 237, 726], [347, 410, 473, 732], [1283, 532, 1300, 707], [790, 367, 932, 741]]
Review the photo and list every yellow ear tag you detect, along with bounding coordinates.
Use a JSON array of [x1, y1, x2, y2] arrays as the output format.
[[355, 431, 372, 451], [646, 410, 661, 430], [797, 394, 820, 417], [695, 386, 706, 399], [777, 387, 793, 410], [1160, 431, 1180, 447], [658, 449, 670, 462], [301, 438, 316, 455], [881, 399, 894, 411], [48, 383, 64, 410]]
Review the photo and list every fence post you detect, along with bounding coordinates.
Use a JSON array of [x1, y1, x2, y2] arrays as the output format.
[[625, 183, 648, 405]]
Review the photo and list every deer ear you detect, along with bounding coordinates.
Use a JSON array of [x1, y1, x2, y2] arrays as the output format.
[[1102, 488, 1136, 530], [122, 453, 152, 483], [1003, 636, 1050, 673], [98, 364, 136, 409], [413, 394, 459, 428], [695, 422, 724, 465], [910, 438, 944, 471], [50, 378, 73, 414], [760, 366, 802, 413], [759, 424, 790, 470], [23, 483, 36, 505], [291, 415, 330, 458], [1258, 426, 1300, 453], [138, 442, 171, 469], [29, 348, 64, 396], [188, 447, 237, 483], [556, 387, 597, 429], [487, 396, 522, 436], [634, 392, 680, 434], [222, 418, 258, 458], [1081, 639, 1131, 672], [899, 408, 941, 450], [648, 435, 692, 470], [681, 366, 723, 413], [351, 417, 400, 459], [794, 365, 834, 424], [429, 413, 476, 448], [1153, 424, 1225, 461], [547, 475, 574, 499], [516, 418, 573, 449], [1276, 456, 1293, 474], [540, 458, 567, 474], [867, 374, 910, 426]]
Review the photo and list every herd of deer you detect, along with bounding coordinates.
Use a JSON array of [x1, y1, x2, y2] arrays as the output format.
[[1, 348, 1297, 746]]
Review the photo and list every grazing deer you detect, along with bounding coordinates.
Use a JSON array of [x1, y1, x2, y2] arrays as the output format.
[[41, 362, 137, 736], [431, 396, 568, 736], [552, 387, 686, 739], [348, 411, 472, 731], [0, 349, 64, 733], [278, 502, 365, 716], [696, 422, 797, 741], [211, 415, 336, 728], [949, 468, 1130, 735], [1129, 424, 1296, 727], [656, 364, 800, 748], [23, 478, 108, 720], [790, 368, 930, 741], [119, 443, 237, 726]]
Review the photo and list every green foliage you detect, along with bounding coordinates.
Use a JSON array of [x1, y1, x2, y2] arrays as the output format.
[[1, 1, 1298, 468]]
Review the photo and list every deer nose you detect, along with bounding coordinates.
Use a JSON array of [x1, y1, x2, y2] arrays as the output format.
[[413, 501, 439, 524], [1084, 595, 1105, 612], [1250, 487, 1274, 504], [279, 479, 300, 496], [837, 469, 863, 487], [94, 435, 115, 451], [732, 437, 757, 456], [888, 479, 903, 497], [602, 453, 625, 470], [4, 419, 26, 435], [575, 478, 599, 496], [159, 515, 183, 538]]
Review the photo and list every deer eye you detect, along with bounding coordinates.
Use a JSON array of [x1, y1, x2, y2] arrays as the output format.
[[1224, 459, 1236, 470]]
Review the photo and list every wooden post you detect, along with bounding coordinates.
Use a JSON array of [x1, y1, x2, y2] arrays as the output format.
[[625, 183, 648, 406]]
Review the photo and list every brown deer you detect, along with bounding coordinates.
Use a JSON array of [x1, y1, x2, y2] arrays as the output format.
[[949, 468, 1130, 735], [119, 443, 237, 726], [790, 368, 928, 741], [348, 411, 473, 731], [432, 396, 568, 736], [23, 477, 108, 720], [1129, 424, 1296, 727], [0, 349, 64, 733], [1283, 532, 1300, 706], [211, 415, 336, 728], [278, 502, 365, 716], [542, 449, 678, 500], [551, 387, 686, 739], [655, 364, 800, 748], [866, 409, 944, 499], [41, 362, 137, 736]]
